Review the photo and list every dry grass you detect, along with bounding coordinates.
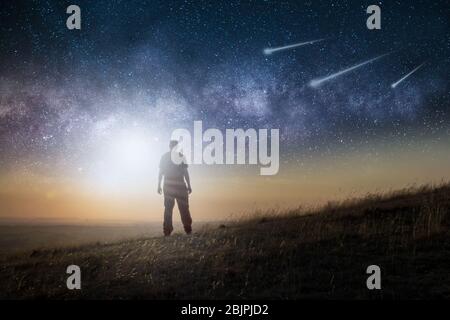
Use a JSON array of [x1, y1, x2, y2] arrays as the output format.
[[1, 183, 450, 299]]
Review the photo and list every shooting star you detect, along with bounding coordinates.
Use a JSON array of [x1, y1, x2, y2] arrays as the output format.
[[263, 38, 326, 55], [309, 52, 391, 88], [391, 62, 426, 88]]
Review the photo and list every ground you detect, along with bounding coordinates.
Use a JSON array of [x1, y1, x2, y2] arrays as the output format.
[[1, 184, 449, 299]]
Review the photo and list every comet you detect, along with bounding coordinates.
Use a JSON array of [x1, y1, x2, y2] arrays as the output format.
[[263, 38, 326, 55], [391, 62, 426, 88], [309, 52, 390, 88]]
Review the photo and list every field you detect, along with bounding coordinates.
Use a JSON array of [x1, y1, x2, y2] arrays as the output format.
[[1, 183, 450, 299]]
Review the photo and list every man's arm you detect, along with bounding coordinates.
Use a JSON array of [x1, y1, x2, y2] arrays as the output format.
[[184, 168, 192, 194], [157, 170, 163, 194]]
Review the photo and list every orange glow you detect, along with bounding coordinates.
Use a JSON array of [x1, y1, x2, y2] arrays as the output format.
[[1, 136, 449, 223]]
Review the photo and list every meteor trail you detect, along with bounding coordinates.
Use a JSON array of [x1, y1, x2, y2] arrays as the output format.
[[391, 62, 426, 88], [309, 53, 391, 88], [263, 39, 325, 55]]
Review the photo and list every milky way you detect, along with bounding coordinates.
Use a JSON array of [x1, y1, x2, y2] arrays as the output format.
[[0, 0, 449, 174]]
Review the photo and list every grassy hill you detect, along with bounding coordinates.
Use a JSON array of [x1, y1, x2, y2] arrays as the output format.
[[1, 183, 450, 299]]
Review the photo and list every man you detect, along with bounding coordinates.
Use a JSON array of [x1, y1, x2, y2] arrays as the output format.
[[157, 140, 192, 236]]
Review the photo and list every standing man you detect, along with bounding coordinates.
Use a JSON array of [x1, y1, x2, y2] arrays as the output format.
[[158, 140, 192, 236]]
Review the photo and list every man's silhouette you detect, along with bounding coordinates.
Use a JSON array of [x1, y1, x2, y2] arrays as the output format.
[[158, 140, 192, 236]]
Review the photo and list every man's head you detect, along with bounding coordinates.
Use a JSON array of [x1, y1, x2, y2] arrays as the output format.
[[169, 140, 179, 150]]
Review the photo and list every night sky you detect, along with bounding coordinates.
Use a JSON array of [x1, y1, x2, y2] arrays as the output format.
[[0, 0, 449, 221]]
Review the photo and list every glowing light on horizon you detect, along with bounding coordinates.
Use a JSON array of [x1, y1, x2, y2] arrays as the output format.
[[84, 127, 165, 194]]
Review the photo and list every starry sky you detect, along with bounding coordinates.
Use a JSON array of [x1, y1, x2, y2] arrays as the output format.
[[0, 0, 449, 222]]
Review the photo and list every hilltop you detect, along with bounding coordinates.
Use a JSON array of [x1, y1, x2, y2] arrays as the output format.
[[1, 183, 450, 299]]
